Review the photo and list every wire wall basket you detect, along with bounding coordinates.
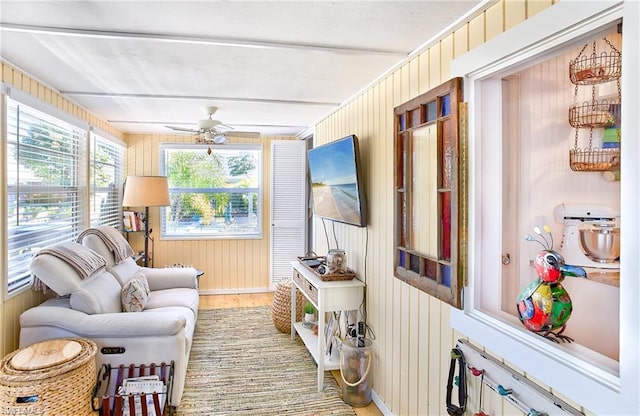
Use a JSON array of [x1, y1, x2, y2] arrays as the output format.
[[569, 147, 620, 172], [569, 38, 621, 85], [568, 35, 621, 173], [568, 100, 615, 129]]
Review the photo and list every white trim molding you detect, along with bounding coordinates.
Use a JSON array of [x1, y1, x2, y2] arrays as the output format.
[[450, 1, 640, 414]]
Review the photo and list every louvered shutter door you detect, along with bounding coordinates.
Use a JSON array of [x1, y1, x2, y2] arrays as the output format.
[[270, 140, 307, 287]]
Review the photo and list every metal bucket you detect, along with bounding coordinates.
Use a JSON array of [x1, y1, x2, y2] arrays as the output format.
[[340, 338, 372, 407]]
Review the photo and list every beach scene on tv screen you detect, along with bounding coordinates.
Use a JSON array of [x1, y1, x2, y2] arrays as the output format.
[[308, 138, 363, 225]]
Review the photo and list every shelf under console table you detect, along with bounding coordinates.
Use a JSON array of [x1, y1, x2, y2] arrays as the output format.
[[290, 261, 365, 391]]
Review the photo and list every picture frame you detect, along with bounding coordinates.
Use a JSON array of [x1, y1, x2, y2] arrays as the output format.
[[393, 77, 467, 309]]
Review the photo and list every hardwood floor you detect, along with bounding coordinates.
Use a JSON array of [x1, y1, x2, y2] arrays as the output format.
[[199, 292, 275, 309], [199, 293, 383, 416]]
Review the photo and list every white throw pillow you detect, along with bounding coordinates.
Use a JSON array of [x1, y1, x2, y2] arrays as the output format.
[[121, 274, 149, 312]]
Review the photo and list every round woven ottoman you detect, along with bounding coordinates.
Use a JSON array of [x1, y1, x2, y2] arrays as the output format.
[[0, 338, 97, 416], [272, 279, 305, 333]]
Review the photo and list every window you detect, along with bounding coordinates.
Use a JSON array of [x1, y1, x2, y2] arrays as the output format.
[[160, 143, 262, 239], [6, 97, 88, 294], [450, 2, 639, 414], [90, 131, 124, 229], [393, 78, 465, 308]]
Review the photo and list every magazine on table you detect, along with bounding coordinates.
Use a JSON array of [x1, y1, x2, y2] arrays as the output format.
[[118, 375, 167, 416]]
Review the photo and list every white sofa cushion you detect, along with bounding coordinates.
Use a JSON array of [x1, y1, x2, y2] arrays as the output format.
[[141, 267, 198, 291], [30, 244, 106, 296], [81, 233, 120, 267], [109, 257, 140, 286], [20, 299, 189, 338], [77, 227, 135, 266], [146, 288, 199, 317], [69, 271, 122, 314]]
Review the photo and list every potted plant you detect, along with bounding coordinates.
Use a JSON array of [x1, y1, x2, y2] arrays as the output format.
[[303, 302, 316, 322]]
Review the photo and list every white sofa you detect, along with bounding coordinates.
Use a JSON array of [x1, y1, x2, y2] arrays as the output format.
[[19, 231, 199, 407]]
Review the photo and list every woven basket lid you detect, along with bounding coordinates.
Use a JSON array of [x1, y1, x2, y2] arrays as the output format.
[[10, 339, 82, 371]]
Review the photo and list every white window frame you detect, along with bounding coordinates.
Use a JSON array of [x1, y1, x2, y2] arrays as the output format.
[[450, 1, 640, 414], [160, 143, 263, 240], [3, 85, 90, 298], [2, 86, 125, 299], [89, 128, 125, 229]]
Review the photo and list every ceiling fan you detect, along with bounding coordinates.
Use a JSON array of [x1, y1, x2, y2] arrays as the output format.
[[165, 106, 261, 145]]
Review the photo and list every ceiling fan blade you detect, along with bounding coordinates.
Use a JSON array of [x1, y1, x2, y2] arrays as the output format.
[[216, 122, 234, 130], [165, 125, 198, 133], [226, 131, 261, 139], [170, 106, 258, 140]]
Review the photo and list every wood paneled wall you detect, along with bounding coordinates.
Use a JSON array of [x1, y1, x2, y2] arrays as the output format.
[[124, 133, 295, 293], [0, 4, 562, 413], [1, 62, 125, 140], [313, 1, 556, 414], [0, 61, 124, 357]]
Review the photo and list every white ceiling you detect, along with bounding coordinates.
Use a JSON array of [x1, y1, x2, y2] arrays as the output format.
[[0, 1, 484, 137]]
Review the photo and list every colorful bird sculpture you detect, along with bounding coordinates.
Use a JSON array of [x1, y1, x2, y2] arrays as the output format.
[[517, 226, 587, 343]]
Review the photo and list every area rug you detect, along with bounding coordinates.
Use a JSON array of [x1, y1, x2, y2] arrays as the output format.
[[176, 306, 356, 416]]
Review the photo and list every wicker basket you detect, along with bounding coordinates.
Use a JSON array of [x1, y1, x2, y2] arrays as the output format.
[[272, 279, 305, 333], [0, 338, 97, 416], [569, 147, 620, 172], [568, 101, 614, 129]]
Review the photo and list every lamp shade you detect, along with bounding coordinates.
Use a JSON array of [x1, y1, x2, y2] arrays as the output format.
[[122, 176, 170, 207]]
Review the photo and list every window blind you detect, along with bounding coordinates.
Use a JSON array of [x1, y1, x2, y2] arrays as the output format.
[[90, 131, 124, 229], [6, 97, 88, 293]]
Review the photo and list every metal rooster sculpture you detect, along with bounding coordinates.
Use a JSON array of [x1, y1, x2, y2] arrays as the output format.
[[516, 225, 587, 343]]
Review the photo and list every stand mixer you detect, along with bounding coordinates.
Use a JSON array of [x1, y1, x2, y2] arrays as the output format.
[[553, 203, 620, 270]]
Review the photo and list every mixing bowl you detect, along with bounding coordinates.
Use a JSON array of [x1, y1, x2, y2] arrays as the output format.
[[579, 225, 620, 263]]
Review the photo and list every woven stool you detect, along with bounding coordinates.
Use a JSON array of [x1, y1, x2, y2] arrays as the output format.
[[0, 338, 97, 416], [272, 279, 305, 333]]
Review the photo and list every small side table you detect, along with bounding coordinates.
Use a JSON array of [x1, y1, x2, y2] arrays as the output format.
[[290, 261, 364, 391], [132, 252, 145, 265]]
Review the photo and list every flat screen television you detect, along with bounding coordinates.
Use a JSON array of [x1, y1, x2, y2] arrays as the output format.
[[307, 135, 367, 227]]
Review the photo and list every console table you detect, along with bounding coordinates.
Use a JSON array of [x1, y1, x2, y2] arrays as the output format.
[[290, 261, 365, 391]]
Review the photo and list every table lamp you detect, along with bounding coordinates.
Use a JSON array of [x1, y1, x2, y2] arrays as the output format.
[[122, 176, 170, 267]]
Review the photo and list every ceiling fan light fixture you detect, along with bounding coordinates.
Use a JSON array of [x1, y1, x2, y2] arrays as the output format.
[[165, 105, 260, 140], [213, 134, 227, 144]]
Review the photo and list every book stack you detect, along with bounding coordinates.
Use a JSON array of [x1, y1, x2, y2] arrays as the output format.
[[123, 211, 146, 232]]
